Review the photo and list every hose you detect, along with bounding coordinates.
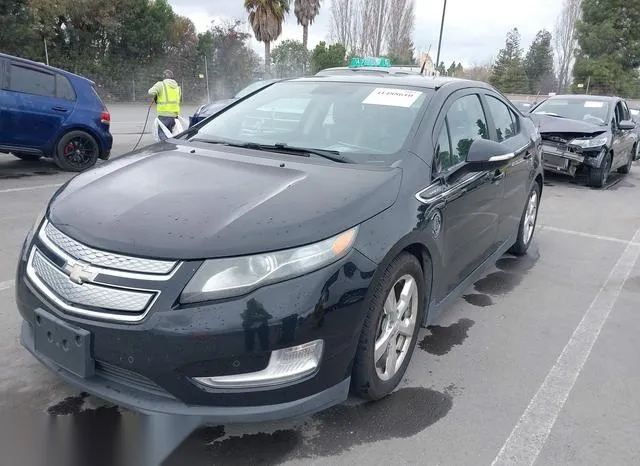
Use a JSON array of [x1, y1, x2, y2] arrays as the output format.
[[131, 103, 154, 152]]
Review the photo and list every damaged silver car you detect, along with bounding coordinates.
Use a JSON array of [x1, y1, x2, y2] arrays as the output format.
[[529, 94, 636, 188]]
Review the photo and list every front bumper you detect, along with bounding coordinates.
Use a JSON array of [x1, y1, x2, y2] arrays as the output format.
[[16, 245, 376, 423], [20, 320, 350, 422], [541, 143, 604, 175]]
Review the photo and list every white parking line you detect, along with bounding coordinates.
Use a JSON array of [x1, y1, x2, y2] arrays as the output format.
[[0, 184, 63, 194], [539, 225, 640, 246], [0, 280, 14, 292], [491, 227, 640, 466]]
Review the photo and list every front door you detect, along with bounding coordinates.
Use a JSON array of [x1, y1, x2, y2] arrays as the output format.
[[0, 62, 72, 149], [430, 92, 505, 297]]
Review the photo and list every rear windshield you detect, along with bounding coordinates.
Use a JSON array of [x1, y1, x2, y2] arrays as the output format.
[[189, 81, 433, 164]]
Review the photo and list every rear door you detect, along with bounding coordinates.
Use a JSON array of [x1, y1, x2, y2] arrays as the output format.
[[0, 61, 74, 149], [482, 92, 535, 243]]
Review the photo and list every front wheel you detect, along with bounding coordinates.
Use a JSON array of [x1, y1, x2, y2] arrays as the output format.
[[53, 131, 100, 172], [588, 151, 612, 188], [351, 253, 427, 400], [509, 182, 541, 256]]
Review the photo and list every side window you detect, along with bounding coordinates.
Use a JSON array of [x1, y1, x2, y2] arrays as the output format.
[[56, 74, 76, 101], [8, 64, 55, 97], [445, 94, 489, 165], [434, 120, 453, 173], [486, 95, 518, 143], [621, 101, 630, 121]]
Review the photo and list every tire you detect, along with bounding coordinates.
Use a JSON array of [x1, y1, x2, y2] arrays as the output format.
[[587, 151, 612, 188], [53, 131, 100, 172], [509, 182, 541, 256], [12, 153, 41, 161], [618, 148, 633, 174], [351, 252, 427, 400], [634, 142, 640, 161]]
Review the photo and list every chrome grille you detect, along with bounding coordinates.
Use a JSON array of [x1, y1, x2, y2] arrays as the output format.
[[25, 219, 179, 322], [44, 221, 176, 275], [31, 249, 153, 312]]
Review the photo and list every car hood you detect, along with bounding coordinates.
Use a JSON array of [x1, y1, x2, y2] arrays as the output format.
[[530, 113, 608, 137], [47, 143, 402, 260], [196, 99, 236, 118]]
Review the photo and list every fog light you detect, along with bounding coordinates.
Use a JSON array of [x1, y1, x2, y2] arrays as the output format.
[[193, 340, 324, 389]]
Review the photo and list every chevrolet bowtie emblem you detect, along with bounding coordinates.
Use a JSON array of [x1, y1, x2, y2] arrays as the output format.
[[63, 261, 96, 285]]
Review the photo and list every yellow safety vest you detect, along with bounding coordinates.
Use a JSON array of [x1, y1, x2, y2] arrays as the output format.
[[156, 80, 181, 115]]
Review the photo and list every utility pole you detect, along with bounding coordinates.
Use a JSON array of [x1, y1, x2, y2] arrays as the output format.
[[435, 0, 447, 74], [204, 54, 211, 103], [43, 37, 49, 66], [585, 75, 591, 94]]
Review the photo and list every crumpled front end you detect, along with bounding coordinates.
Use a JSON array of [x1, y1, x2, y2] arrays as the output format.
[[540, 132, 606, 176]]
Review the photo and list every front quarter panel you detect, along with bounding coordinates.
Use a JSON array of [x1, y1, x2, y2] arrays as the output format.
[[353, 154, 444, 323]]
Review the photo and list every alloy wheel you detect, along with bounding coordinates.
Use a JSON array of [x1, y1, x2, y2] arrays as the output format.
[[374, 274, 419, 381], [63, 136, 97, 169], [523, 189, 539, 245]]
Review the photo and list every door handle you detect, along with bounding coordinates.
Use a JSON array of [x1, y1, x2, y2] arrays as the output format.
[[492, 170, 505, 182], [52, 106, 68, 112]]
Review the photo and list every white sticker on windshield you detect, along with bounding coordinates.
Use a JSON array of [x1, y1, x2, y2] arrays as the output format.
[[584, 101, 604, 108], [362, 88, 423, 107]]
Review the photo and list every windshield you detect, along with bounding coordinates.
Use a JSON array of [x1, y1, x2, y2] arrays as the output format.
[[532, 98, 611, 125], [630, 108, 639, 122], [188, 80, 433, 163], [234, 80, 275, 99]]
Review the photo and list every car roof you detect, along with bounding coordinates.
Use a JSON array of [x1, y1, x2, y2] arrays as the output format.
[[0, 52, 92, 84], [544, 94, 620, 102], [285, 74, 494, 91]]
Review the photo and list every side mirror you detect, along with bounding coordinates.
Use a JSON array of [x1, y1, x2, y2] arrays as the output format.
[[618, 120, 636, 131], [466, 138, 515, 170]]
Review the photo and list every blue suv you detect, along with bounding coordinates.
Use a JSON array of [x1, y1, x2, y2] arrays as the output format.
[[0, 53, 113, 172]]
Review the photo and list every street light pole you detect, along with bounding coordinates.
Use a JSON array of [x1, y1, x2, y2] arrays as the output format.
[[435, 0, 447, 74]]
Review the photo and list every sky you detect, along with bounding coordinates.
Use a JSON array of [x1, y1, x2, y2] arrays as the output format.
[[169, 0, 564, 68]]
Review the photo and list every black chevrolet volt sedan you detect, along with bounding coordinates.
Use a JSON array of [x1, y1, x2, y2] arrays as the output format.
[[15, 73, 544, 423]]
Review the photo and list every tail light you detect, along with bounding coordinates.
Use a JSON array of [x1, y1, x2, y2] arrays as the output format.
[[100, 110, 111, 125]]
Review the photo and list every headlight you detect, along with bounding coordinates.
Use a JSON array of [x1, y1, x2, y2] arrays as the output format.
[[569, 136, 608, 149], [180, 226, 359, 303]]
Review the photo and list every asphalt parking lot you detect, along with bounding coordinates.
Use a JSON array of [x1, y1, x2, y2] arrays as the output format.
[[1, 104, 639, 466]]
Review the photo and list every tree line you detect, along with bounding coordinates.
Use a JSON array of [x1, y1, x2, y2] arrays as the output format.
[[1, 0, 637, 101], [487, 0, 640, 98]]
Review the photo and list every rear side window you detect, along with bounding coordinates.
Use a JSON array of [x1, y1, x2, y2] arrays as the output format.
[[486, 95, 518, 142], [56, 74, 76, 101], [8, 64, 55, 97]]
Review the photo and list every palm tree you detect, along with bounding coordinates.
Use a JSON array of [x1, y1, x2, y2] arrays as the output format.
[[245, 0, 291, 74], [294, 0, 321, 49]]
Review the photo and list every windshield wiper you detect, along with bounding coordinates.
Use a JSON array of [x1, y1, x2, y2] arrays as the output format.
[[188, 139, 354, 163]]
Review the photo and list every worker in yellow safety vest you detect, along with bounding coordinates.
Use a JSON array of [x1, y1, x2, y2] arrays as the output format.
[[148, 69, 182, 141]]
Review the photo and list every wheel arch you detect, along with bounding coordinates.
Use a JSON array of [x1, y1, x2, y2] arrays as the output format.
[[359, 232, 437, 327]]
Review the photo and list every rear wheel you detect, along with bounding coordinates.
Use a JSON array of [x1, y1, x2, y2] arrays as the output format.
[[351, 252, 427, 400], [588, 151, 612, 188], [12, 153, 41, 161], [618, 148, 633, 174], [509, 182, 541, 256], [53, 131, 100, 172]]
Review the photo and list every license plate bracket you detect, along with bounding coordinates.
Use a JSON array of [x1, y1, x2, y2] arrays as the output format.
[[34, 308, 95, 378]]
